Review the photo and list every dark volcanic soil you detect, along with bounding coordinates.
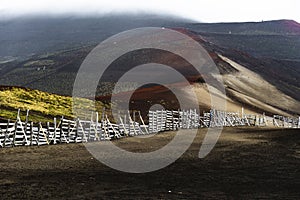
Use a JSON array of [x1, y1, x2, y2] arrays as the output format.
[[0, 127, 299, 199]]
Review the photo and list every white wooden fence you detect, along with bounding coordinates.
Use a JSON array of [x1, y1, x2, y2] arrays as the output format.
[[0, 109, 299, 148], [273, 115, 300, 128]]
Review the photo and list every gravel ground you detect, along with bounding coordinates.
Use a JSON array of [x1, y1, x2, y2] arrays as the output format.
[[0, 127, 299, 199]]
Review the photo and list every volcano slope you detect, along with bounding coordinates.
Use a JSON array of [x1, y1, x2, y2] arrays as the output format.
[[94, 32, 300, 117], [0, 22, 299, 117]]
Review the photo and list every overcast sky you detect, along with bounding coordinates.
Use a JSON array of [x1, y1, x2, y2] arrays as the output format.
[[1, 0, 299, 23]]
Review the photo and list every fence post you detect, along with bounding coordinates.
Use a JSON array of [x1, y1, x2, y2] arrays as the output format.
[[30, 122, 33, 146], [3, 119, 10, 147], [128, 111, 137, 136], [17, 109, 20, 121], [53, 118, 57, 144], [47, 122, 50, 144], [37, 122, 41, 146], [121, 113, 129, 136], [12, 121, 18, 147], [95, 112, 99, 140], [24, 110, 29, 146], [4, 119, 9, 147], [67, 122, 71, 143], [59, 117, 63, 143], [139, 111, 149, 134], [133, 111, 137, 135], [241, 107, 244, 119], [75, 119, 79, 142]]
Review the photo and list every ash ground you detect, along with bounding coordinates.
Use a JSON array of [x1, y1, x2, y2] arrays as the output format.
[[0, 127, 299, 199]]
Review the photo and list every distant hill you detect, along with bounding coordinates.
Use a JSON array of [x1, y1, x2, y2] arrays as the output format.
[[186, 20, 300, 60], [188, 20, 300, 35], [1, 17, 299, 60], [0, 14, 192, 59], [196, 32, 300, 60]]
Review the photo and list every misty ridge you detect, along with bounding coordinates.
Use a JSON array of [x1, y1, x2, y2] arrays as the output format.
[[0, 13, 299, 61], [0, 14, 194, 59]]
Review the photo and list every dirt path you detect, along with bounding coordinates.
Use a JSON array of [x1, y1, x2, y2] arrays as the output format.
[[0, 127, 299, 199]]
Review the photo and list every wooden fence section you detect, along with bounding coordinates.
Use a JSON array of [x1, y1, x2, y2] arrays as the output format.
[[0, 109, 299, 148], [273, 115, 300, 128]]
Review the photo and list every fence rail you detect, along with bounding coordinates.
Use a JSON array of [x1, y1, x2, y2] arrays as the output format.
[[0, 109, 299, 148]]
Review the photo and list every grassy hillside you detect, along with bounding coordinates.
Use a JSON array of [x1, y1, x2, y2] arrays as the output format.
[[0, 86, 106, 122]]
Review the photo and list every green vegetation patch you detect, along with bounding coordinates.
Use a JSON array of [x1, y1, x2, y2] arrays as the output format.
[[0, 86, 106, 122]]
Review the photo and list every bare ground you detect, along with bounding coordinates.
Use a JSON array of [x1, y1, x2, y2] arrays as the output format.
[[0, 127, 299, 199]]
